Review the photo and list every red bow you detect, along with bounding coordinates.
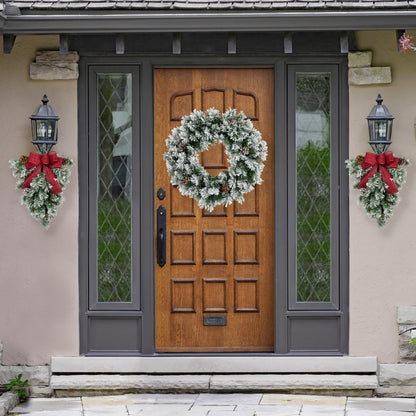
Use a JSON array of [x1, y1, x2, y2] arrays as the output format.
[[358, 151, 399, 194], [22, 151, 63, 194]]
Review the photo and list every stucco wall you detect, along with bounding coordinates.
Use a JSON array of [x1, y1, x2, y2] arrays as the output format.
[[0, 35, 78, 365], [1, 30, 415, 366], [349, 31, 416, 363]]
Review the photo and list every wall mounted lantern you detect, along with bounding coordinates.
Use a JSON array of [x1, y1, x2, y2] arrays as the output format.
[[367, 94, 394, 154], [30, 94, 59, 154]]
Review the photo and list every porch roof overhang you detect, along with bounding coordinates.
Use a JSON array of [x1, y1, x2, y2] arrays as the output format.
[[3, 9, 416, 34]]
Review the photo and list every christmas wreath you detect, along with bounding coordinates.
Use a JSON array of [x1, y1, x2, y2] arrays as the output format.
[[10, 151, 73, 228], [346, 151, 409, 227], [164, 108, 267, 211]]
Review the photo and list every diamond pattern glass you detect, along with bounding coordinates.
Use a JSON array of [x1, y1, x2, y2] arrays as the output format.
[[295, 73, 331, 303], [97, 73, 133, 303]]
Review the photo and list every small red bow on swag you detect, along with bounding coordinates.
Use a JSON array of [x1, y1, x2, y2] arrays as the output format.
[[358, 151, 400, 194], [22, 151, 63, 194]]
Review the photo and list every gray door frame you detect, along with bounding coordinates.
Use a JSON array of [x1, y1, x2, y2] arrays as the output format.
[[79, 54, 349, 356]]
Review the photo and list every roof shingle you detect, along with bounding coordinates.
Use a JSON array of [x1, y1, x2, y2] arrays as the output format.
[[5, 0, 416, 10]]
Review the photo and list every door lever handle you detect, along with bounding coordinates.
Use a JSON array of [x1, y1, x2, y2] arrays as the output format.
[[157, 205, 166, 267]]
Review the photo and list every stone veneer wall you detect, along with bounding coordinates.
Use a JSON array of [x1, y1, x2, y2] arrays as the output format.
[[30, 51, 79, 80], [375, 307, 416, 396], [398, 306, 416, 362], [348, 50, 391, 85]]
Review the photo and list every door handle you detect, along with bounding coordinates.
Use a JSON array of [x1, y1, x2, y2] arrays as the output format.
[[157, 205, 166, 267]]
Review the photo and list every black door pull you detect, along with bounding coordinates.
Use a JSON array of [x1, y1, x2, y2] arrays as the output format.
[[157, 205, 166, 267]]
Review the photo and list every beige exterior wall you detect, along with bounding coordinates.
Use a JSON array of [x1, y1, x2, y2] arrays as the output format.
[[349, 31, 416, 363], [0, 35, 78, 365]]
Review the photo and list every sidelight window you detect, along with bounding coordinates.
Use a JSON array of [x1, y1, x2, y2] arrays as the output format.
[[288, 65, 341, 312], [295, 72, 331, 303]]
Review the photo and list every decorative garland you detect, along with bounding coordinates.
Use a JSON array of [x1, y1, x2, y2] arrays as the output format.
[[10, 151, 73, 228], [399, 32, 416, 53], [346, 151, 409, 227], [164, 108, 267, 211]]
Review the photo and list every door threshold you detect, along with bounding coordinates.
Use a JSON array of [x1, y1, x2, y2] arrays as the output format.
[[52, 356, 377, 374]]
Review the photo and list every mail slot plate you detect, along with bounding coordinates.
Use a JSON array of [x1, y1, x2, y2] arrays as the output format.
[[203, 315, 227, 326]]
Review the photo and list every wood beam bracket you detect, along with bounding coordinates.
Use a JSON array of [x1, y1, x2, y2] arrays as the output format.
[[172, 33, 181, 55], [228, 32, 237, 54], [116, 34, 126, 55], [340, 31, 349, 54], [59, 34, 69, 55], [3, 34, 16, 54], [284, 32, 293, 54]]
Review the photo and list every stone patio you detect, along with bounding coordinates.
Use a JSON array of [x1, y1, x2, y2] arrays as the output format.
[[7, 393, 416, 415]]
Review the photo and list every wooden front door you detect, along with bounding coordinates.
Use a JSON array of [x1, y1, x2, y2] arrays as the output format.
[[155, 68, 274, 352]]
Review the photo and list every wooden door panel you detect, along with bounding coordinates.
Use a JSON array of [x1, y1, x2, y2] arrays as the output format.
[[155, 68, 274, 352], [171, 185, 195, 217], [234, 186, 259, 216], [202, 87, 226, 112]]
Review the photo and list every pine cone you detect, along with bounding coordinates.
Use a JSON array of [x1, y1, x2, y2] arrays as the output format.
[[20, 155, 28, 164], [241, 146, 250, 156], [399, 158, 405, 166], [356, 155, 365, 164], [178, 142, 187, 151], [62, 158, 69, 165], [221, 183, 231, 193], [181, 176, 190, 185]]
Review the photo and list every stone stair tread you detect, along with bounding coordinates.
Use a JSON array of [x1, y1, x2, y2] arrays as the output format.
[[51, 374, 378, 394], [51, 356, 378, 374]]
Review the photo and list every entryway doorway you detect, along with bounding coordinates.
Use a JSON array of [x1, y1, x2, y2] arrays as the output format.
[[78, 50, 349, 356]]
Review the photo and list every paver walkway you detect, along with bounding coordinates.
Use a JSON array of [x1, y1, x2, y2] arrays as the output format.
[[8, 394, 416, 415]]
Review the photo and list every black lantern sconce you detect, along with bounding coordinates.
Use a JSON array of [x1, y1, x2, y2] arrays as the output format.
[[367, 94, 394, 154], [30, 94, 59, 154]]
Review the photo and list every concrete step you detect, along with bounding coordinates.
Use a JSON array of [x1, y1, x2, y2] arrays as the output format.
[[51, 374, 378, 397], [51, 356, 377, 374]]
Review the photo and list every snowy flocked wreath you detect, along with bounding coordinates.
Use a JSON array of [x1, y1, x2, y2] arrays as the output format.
[[164, 108, 267, 211]]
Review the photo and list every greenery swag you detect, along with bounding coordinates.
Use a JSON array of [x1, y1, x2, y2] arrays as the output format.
[[10, 152, 73, 228], [164, 108, 267, 211], [346, 151, 409, 227]]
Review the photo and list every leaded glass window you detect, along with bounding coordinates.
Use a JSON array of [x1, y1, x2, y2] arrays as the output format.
[[295, 73, 331, 303], [96, 73, 133, 303]]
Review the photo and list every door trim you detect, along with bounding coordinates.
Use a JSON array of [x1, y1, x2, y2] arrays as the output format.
[[79, 55, 349, 356]]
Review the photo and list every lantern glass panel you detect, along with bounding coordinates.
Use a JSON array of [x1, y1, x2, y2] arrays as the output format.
[[31, 120, 37, 144], [31, 120, 57, 153], [387, 120, 393, 142], [375, 120, 387, 139], [367, 121, 375, 142]]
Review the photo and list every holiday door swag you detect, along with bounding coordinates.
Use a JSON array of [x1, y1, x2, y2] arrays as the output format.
[[10, 151, 73, 228], [346, 151, 409, 227], [164, 108, 267, 211]]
